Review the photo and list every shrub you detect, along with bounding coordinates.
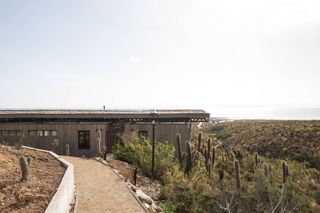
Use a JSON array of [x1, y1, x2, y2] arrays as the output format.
[[315, 190, 320, 205], [112, 133, 176, 180], [16, 134, 25, 151]]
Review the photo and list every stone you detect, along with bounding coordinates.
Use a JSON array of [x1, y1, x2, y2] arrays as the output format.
[[151, 203, 163, 212], [136, 190, 153, 205]]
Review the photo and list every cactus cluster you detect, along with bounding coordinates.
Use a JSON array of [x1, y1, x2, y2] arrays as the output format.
[[176, 131, 293, 191], [176, 133, 216, 175]]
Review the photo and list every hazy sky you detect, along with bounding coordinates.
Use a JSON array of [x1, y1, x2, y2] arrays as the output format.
[[1, 0, 320, 114]]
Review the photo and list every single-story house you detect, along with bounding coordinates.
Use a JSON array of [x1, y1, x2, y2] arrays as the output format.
[[0, 109, 210, 157]]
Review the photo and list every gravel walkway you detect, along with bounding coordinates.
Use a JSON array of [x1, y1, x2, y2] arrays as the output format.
[[63, 156, 145, 213]]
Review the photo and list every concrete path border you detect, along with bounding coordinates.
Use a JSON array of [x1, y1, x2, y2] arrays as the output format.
[[22, 146, 75, 213]]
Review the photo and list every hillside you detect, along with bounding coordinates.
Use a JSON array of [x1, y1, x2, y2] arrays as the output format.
[[205, 120, 320, 169]]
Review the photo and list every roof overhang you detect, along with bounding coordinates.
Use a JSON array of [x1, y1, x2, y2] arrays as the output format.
[[0, 109, 210, 123]]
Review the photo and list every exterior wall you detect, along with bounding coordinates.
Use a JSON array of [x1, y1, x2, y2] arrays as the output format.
[[0, 123, 106, 157], [124, 123, 190, 153], [0, 122, 191, 156]]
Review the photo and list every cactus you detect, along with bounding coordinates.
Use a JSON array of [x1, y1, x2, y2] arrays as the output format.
[[176, 133, 185, 166], [96, 129, 102, 157], [218, 169, 224, 181], [19, 156, 29, 181], [254, 152, 259, 166], [206, 161, 212, 176], [197, 132, 202, 151], [185, 142, 193, 175], [65, 144, 70, 156], [207, 138, 211, 161], [212, 146, 216, 167], [282, 161, 289, 183], [235, 160, 241, 189], [27, 157, 32, 166]]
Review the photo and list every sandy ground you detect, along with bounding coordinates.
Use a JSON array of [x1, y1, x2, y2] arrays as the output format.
[[0, 145, 65, 213], [63, 156, 145, 213]]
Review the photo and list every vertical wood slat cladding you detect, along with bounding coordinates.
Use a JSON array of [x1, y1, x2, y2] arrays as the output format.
[[0, 123, 106, 157], [0, 123, 189, 156]]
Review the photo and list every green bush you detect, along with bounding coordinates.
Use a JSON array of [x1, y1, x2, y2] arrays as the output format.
[[112, 133, 176, 180], [315, 190, 320, 205]]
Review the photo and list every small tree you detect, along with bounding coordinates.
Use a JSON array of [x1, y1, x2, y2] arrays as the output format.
[[51, 138, 60, 153], [16, 134, 25, 152]]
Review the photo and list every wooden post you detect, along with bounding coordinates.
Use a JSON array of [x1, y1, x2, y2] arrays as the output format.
[[151, 121, 156, 181], [133, 167, 138, 186]]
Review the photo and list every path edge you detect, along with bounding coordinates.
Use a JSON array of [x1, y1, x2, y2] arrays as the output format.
[[22, 146, 75, 213], [94, 157, 148, 212]]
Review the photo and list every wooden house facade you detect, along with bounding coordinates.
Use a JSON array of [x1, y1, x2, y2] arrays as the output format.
[[0, 109, 210, 157]]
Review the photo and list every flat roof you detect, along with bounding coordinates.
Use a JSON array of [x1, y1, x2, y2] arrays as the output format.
[[0, 109, 210, 123]]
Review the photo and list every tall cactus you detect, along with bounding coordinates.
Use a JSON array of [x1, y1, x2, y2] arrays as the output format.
[[282, 161, 289, 183], [185, 142, 193, 175], [207, 138, 211, 161], [254, 152, 259, 166], [96, 129, 102, 157], [176, 133, 185, 166], [19, 156, 29, 181], [197, 132, 202, 152], [65, 144, 70, 156], [235, 160, 241, 189], [218, 169, 224, 181], [212, 146, 216, 167]]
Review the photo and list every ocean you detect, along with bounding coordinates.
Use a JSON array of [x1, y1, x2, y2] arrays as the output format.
[[207, 107, 320, 120]]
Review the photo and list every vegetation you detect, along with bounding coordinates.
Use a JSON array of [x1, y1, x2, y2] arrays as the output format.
[[205, 120, 320, 170], [112, 121, 320, 212], [19, 155, 30, 181], [15, 134, 25, 151], [112, 133, 176, 180]]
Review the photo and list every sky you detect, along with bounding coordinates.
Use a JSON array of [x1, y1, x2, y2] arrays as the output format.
[[0, 0, 320, 118]]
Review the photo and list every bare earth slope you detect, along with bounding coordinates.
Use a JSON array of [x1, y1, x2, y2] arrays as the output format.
[[0, 145, 65, 213], [64, 156, 144, 213]]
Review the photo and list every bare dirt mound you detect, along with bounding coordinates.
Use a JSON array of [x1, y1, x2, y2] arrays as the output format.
[[0, 145, 65, 213]]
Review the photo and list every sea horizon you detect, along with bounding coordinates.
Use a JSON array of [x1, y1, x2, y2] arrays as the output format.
[[208, 107, 320, 120]]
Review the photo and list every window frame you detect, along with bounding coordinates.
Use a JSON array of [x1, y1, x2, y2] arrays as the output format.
[[138, 130, 148, 138], [78, 131, 90, 150]]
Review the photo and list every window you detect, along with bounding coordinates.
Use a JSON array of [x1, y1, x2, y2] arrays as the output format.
[[44, 130, 50, 136], [29, 130, 36, 136], [78, 131, 90, 149], [9, 130, 16, 136], [51, 130, 57, 137], [138, 130, 148, 138], [37, 130, 43, 136]]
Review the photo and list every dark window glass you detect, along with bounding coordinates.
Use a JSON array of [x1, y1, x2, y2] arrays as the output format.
[[138, 130, 148, 138], [78, 131, 90, 149]]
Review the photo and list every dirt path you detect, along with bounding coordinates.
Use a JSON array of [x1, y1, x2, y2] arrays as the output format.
[[63, 156, 145, 213]]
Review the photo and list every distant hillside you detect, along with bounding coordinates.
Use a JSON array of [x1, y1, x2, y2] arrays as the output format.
[[205, 120, 320, 170]]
